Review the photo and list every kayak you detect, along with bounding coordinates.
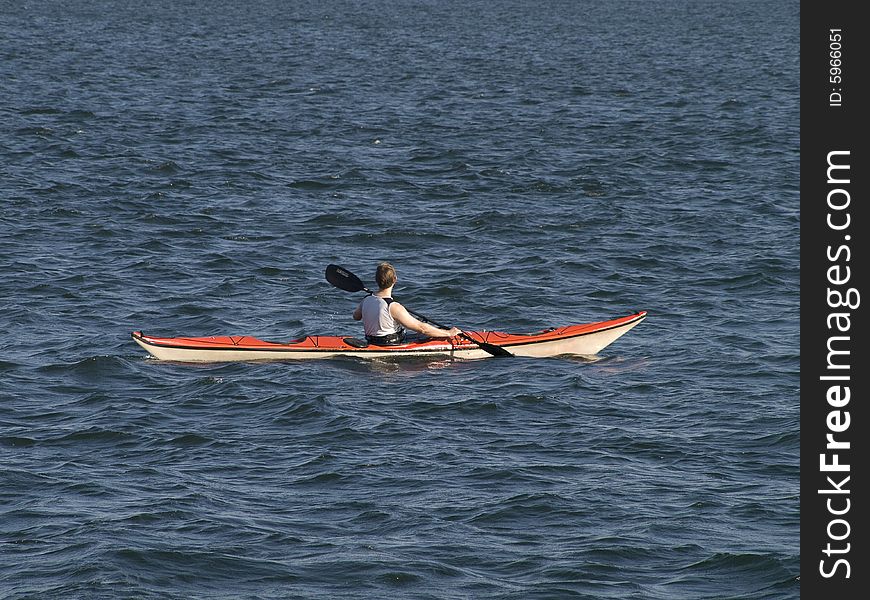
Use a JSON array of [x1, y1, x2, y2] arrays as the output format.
[[131, 311, 646, 362]]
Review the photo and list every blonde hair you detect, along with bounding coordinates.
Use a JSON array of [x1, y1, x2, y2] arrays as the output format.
[[375, 262, 397, 290]]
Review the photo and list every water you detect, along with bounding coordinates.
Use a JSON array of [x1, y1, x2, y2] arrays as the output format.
[[1, 1, 799, 598]]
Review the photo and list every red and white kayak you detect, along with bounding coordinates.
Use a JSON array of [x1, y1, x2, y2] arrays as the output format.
[[132, 311, 646, 362]]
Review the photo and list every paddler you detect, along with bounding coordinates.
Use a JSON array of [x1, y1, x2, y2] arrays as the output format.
[[352, 262, 461, 345]]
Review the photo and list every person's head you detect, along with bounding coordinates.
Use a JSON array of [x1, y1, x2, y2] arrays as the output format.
[[375, 262, 397, 290]]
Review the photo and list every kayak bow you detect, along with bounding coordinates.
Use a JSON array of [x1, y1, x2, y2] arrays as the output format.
[[132, 311, 646, 363]]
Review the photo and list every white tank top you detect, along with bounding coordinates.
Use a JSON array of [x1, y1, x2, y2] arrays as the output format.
[[360, 295, 400, 337]]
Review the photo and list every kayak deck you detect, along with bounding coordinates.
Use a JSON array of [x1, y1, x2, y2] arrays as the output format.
[[132, 311, 646, 362]]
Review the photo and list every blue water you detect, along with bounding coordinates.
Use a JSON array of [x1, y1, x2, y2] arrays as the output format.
[[1, 1, 799, 598]]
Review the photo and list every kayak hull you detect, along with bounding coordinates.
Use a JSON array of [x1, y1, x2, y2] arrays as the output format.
[[132, 311, 646, 362]]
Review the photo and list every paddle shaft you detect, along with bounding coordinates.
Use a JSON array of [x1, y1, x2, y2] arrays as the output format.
[[405, 308, 448, 331]]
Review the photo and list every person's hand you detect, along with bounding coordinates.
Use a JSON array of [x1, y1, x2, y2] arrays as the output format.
[[447, 327, 462, 337]]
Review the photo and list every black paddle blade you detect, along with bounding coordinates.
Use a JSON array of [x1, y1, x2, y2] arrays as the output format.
[[480, 341, 514, 357], [326, 264, 366, 293], [461, 333, 514, 358]]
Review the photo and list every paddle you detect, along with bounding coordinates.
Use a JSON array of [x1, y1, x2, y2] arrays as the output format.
[[325, 264, 513, 357]]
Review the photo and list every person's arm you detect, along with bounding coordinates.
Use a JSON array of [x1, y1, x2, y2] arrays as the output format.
[[352, 302, 363, 321], [390, 302, 461, 338]]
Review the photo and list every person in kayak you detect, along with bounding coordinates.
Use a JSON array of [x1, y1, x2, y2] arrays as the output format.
[[352, 262, 461, 345]]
